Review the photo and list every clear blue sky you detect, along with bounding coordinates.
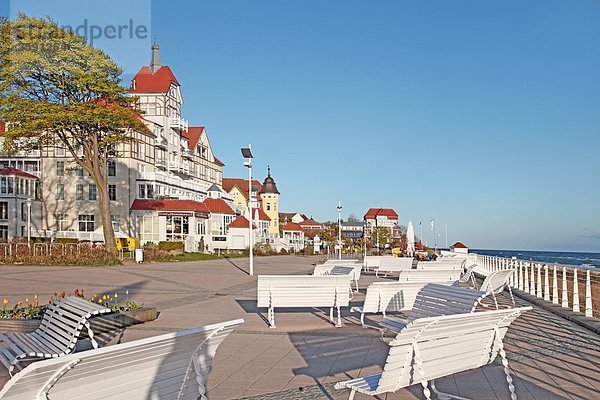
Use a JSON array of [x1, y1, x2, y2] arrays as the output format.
[[3, 1, 600, 252]]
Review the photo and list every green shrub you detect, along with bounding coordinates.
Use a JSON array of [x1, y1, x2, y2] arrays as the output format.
[[158, 241, 184, 252]]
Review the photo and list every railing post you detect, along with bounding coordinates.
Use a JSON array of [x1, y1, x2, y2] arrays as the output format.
[[562, 267, 568, 308], [552, 266, 558, 304], [585, 269, 592, 318], [530, 263, 535, 295], [536, 264, 542, 298], [518, 261, 523, 291], [544, 265, 550, 301], [524, 263, 529, 294], [573, 268, 580, 313]]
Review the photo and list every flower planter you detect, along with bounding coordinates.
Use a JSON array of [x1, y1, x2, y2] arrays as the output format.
[[0, 307, 158, 334]]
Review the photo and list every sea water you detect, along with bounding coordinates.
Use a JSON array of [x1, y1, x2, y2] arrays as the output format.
[[472, 249, 600, 269]]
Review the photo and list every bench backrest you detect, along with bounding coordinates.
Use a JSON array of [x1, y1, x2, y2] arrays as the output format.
[[376, 257, 414, 271], [416, 259, 465, 270], [313, 264, 361, 282], [323, 259, 359, 265], [361, 282, 429, 313], [257, 275, 351, 308], [0, 319, 244, 400], [375, 307, 531, 393], [408, 283, 488, 321], [480, 269, 513, 294], [398, 269, 459, 282], [35, 296, 111, 352]]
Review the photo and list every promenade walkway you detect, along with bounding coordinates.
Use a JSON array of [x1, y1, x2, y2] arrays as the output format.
[[0, 255, 598, 399]]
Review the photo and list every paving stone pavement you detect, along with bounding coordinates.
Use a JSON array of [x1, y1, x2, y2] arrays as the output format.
[[1, 255, 599, 399]]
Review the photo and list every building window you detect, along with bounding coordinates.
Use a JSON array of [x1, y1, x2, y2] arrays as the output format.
[[0, 178, 6, 194], [0, 225, 7, 241], [53, 213, 68, 231], [137, 184, 153, 199], [78, 214, 94, 232], [138, 215, 159, 242], [266, 204, 271, 211], [7, 178, 13, 194], [111, 215, 120, 233], [21, 202, 26, 222], [0, 202, 8, 220], [76, 184, 84, 201], [88, 184, 97, 201], [166, 216, 189, 241], [56, 161, 64, 176], [55, 140, 65, 157], [109, 185, 116, 201], [197, 219, 206, 235], [76, 166, 84, 177], [56, 183, 64, 200], [107, 159, 116, 177]]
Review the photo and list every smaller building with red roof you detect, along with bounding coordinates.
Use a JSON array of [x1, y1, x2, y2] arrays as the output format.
[[363, 207, 401, 248]]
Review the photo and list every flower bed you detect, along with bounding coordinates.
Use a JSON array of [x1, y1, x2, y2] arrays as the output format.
[[0, 289, 157, 333]]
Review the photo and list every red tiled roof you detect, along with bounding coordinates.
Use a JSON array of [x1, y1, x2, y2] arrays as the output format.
[[182, 127, 204, 150], [128, 66, 179, 93], [299, 219, 323, 229], [303, 229, 322, 238], [202, 198, 236, 215], [130, 199, 208, 212], [364, 208, 398, 220], [228, 215, 257, 229], [222, 178, 262, 200], [282, 222, 303, 232], [0, 168, 39, 180], [254, 208, 271, 221], [214, 156, 225, 167], [452, 241, 468, 249]]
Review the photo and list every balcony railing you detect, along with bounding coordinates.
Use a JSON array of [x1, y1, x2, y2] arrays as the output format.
[[154, 136, 168, 148], [169, 117, 189, 132]]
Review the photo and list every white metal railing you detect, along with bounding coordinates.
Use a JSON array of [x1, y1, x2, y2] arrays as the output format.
[[169, 117, 189, 132], [472, 254, 598, 319]]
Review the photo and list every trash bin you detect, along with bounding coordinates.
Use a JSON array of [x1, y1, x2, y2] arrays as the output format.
[[135, 248, 144, 263]]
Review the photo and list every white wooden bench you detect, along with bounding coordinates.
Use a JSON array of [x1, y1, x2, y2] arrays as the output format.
[[374, 257, 414, 277], [335, 307, 532, 400], [380, 283, 489, 334], [350, 282, 429, 328], [397, 268, 459, 283], [257, 275, 351, 328], [313, 264, 362, 292], [479, 269, 516, 308], [415, 259, 465, 270], [0, 319, 244, 400], [0, 296, 111, 376], [459, 262, 478, 286]]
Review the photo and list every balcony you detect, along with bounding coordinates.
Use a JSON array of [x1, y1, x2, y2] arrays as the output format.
[[156, 158, 167, 169], [169, 117, 189, 132], [182, 150, 195, 159], [154, 136, 168, 148]]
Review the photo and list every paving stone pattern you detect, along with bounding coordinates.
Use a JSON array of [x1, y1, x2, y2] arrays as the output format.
[[0, 256, 598, 399]]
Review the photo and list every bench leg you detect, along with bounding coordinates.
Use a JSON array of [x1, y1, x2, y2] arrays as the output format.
[[268, 307, 276, 329], [348, 389, 356, 400], [84, 320, 99, 349], [329, 307, 334, 325], [507, 285, 516, 306], [336, 306, 342, 328]]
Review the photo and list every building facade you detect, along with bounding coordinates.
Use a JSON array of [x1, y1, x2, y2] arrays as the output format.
[[363, 207, 401, 246], [0, 41, 229, 245], [341, 221, 364, 243]]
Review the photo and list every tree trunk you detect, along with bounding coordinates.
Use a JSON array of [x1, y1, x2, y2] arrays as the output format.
[[96, 177, 116, 251]]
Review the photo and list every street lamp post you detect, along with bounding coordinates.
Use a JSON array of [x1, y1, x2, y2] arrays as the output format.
[[337, 201, 342, 260], [26, 197, 32, 248], [241, 145, 254, 276]]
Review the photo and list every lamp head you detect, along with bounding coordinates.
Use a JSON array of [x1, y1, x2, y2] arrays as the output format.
[[241, 147, 253, 159]]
